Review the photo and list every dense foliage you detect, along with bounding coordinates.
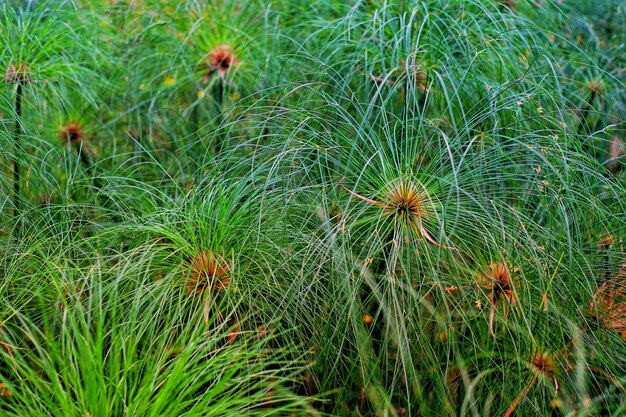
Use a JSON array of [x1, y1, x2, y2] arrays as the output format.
[[1, 0, 625, 416]]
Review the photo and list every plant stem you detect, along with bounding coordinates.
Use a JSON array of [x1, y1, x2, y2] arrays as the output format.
[[374, 230, 395, 274], [77, 146, 93, 175], [215, 78, 224, 154], [75, 144, 102, 191], [576, 90, 596, 137], [504, 375, 538, 417], [13, 82, 23, 217]]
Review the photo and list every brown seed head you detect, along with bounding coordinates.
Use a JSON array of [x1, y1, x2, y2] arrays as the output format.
[[586, 80, 606, 95], [207, 44, 239, 80], [533, 351, 555, 376], [186, 250, 231, 295], [5, 63, 30, 83], [59, 122, 85, 146], [607, 136, 624, 173], [598, 235, 614, 251], [383, 181, 428, 226], [37, 194, 55, 207], [531, 351, 560, 391], [479, 262, 516, 306], [342, 179, 456, 249], [589, 268, 626, 334], [610, 136, 624, 159], [478, 262, 517, 336]]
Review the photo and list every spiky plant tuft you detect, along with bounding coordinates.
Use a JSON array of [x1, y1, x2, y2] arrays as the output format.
[[532, 351, 558, 388], [206, 44, 239, 81], [345, 179, 455, 249], [586, 79, 607, 95], [590, 267, 626, 338], [186, 250, 232, 296], [5, 63, 30, 84], [382, 180, 427, 223], [478, 262, 518, 336], [59, 122, 85, 147]]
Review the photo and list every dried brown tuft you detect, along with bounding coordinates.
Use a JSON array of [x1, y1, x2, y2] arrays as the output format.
[[598, 235, 614, 251], [37, 193, 55, 207], [186, 250, 231, 296], [586, 80, 606, 94], [59, 122, 85, 146], [206, 44, 239, 80], [480, 263, 516, 304], [5, 63, 30, 84], [533, 351, 556, 379], [383, 181, 428, 222], [478, 262, 517, 336], [589, 267, 626, 337], [343, 180, 456, 249], [607, 136, 624, 173], [504, 350, 559, 417]]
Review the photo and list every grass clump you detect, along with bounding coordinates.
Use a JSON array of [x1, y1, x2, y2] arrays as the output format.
[[1, 0, 625, 416]]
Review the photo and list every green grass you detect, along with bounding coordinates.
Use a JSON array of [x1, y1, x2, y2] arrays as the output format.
[[1, 0, 625, 416]]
